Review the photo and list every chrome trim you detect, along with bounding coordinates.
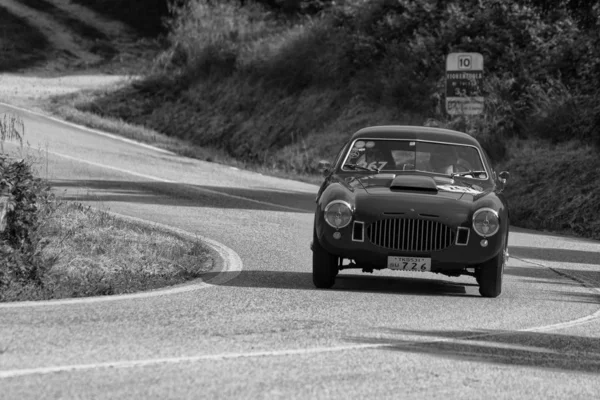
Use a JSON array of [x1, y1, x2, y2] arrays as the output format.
[[472, 207, 500, 238], [352, 221, 365, 242], [456, 227, 470, 246], [367, 218, 455, 252]]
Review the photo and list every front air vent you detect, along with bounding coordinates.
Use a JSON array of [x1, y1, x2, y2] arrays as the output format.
[[352, 221, 364, 242], [390, 175, 438, 193], [456, 227, 470, 246], [367, 218, 455, 252]]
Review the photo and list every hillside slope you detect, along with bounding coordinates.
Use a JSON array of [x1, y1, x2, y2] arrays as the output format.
[[2, 0, 599, 240], [70, 0, 600, 239], [0, 0, 158, 73]]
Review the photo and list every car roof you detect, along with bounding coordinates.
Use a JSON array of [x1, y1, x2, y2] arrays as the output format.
[[350, 125, 482, 147]]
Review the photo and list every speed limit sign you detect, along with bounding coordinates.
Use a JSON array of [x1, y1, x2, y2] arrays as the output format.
[[458, 55, 472, 69], [446, 53, 484, 115]]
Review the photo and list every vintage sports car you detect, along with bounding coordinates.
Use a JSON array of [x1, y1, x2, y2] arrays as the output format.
[[312, 125, 510, 297]]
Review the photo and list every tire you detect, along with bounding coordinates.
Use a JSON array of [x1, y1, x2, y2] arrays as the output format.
[[312, 232, 339, 289], [477, 244, 507, 298]]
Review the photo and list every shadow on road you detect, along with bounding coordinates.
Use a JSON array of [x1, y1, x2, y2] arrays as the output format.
[[348, 328, 600, 374], [511, 246, 600, 266], [548, 291, 600, 305], [49, 179, 316, 213], [505, 263, 600, 305], [217, 270, 477, 297]]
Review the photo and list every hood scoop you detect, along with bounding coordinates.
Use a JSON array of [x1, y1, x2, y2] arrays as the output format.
[[390, 175, 438, 193]]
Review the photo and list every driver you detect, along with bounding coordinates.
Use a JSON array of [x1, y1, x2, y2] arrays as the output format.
[[429, 145, 459, 175], [355, 143, 396, 171]]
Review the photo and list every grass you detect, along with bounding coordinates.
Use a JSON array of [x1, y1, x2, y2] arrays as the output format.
[[70, 0, 170, 37], [500, 139, 600, 240], [17, 0, 110, 42], [0, 6, 50, 71], [1, 201, 213, 302], [1, 112, 215, 302], [45, 87, 326, 185]]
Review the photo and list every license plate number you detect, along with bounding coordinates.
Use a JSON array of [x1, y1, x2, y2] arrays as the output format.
[[388, 256, 431, 272]]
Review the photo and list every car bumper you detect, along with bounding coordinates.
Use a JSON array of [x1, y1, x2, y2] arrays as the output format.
[[316, 221, 505, 271]]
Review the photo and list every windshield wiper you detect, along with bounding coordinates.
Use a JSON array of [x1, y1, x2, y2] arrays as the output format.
[[345, 164, 380, 173], [451, 170, 487, 178]]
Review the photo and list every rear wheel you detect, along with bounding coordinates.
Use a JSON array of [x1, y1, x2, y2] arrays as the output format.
[[477, 244, 507, 298], [312, 232, 339, 289]]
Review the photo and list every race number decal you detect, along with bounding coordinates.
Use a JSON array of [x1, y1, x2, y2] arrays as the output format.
[[356, 161, 388, 171]]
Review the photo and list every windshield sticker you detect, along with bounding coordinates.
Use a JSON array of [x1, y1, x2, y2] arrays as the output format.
[[354, 141, 365, 149], [349, 150, 360, 159], [357, 161, 387, 170], [409, 141, 416, 146], [365, 141, 375, 148], [437, 184, 483, 195]]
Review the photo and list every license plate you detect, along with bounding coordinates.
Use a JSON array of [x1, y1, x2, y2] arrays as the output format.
[[388, 256, 431, 272]]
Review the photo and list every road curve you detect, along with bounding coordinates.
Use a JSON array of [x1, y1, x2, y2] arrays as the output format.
[[1, 103, 600, 399]]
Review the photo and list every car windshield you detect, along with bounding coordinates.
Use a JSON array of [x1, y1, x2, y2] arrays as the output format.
[[341, 139, 488, 179]]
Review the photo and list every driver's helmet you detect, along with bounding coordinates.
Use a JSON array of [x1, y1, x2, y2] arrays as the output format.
[[429, 145, 458, 172]]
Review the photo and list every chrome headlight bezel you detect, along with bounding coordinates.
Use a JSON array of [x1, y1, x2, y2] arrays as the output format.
[[324, 200, 353, 229], [472, 207, 500, 238]]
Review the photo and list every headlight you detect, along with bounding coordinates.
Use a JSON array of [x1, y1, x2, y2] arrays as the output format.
[[324, 200, 353, 229], [472, 208, 500, 237]]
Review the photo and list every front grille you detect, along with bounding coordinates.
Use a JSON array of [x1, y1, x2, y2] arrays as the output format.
[[367, 218, 455, 252]]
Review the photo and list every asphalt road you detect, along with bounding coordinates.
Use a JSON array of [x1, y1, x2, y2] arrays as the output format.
[[1, 103, 600, 399]]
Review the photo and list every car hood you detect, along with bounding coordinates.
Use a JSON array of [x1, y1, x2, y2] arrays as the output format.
[[346, 173, 490, 209]]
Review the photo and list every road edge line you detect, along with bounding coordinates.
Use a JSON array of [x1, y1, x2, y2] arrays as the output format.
[[0, 101, 175, 155], [0, 210, 243, 308]]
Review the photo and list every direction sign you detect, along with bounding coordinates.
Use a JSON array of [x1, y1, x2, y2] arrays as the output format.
[[446, 53, 484, 115]]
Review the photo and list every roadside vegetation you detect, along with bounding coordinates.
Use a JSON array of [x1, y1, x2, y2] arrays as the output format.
[[64, 0, 600, 239], [0, 5, 50, 71], [0, 115, 213, 302], [70, 0, 172, 36]]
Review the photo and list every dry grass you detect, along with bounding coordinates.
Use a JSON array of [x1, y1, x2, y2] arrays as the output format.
[[1, 201, 213, 302]]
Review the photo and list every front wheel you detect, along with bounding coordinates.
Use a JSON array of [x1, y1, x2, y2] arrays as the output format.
[[312, 232, 339, 289], [476, 245, 507, 298]]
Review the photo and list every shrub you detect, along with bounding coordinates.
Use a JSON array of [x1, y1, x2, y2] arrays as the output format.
[[0, 115, 56, 289]]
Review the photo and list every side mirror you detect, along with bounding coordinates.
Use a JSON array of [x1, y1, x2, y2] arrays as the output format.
[[498, 171, 510, 184], [317, 160, 332, 177]]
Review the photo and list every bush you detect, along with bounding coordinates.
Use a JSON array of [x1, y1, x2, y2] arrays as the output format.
[[87, 0, 600, 171], [0, 115, 56, 290], [0, 155, 56, 288]]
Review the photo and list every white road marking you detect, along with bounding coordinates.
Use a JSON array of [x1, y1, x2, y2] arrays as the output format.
[[1, 103, 599, 379], [0, 102, 174, 155], [2, 261, 599, 378], [0, 211, 242, 309], [48, 150, 309, 213], [514, 256, 600, 332], [0, 345, 387, 379]]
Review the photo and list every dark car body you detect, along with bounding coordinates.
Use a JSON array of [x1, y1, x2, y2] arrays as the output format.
[[312, 125, 510, 297]]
